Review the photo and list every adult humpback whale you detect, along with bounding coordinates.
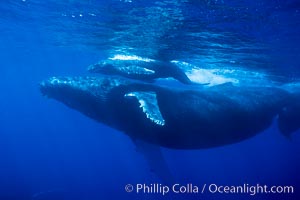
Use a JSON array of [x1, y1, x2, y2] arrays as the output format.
[[40, 75, 300, 149], [88, 55, 192, 84]]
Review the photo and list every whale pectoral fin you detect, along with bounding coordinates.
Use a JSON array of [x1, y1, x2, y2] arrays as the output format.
[[124, 91, 165, 126], [132, 139, 174, 184]]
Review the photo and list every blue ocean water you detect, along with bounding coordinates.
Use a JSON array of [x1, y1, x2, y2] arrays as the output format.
[[0, 0, 300, 200]]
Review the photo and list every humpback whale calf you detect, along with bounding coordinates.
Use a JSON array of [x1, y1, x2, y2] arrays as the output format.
[[88, 55, 192, 84], [40, 75, 300, 149]]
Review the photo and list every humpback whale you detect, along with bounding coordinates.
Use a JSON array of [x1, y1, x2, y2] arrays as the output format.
[[88, 55, 192, 84], [88, 55, 277, 88], [40, 75, 300, 149]]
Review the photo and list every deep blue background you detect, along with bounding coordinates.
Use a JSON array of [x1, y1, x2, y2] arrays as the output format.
[[0, 0, 300, 199]]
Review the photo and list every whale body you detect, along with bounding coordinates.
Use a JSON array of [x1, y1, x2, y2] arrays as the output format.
[[88, 55, 192, 84], [40, 76, 300, 149]]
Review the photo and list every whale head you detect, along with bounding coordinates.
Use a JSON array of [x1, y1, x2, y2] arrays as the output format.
[[39, 76, 131, 125], [87, 60, 115, 74], [39, 76, 164, 135]]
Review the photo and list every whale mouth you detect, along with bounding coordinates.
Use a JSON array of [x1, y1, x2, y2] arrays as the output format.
[[39, 80, 54, 97], [39, 76, 114, 124], [39, 81, 49, 97], [39, 77, 73, 98], [39, 76, 129, 103], [39, 77, 95, 104]]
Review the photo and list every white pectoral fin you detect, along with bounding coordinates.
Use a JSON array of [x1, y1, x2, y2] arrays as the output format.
[[124, 91, 165, 126], [132, 139, 174, 184]]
